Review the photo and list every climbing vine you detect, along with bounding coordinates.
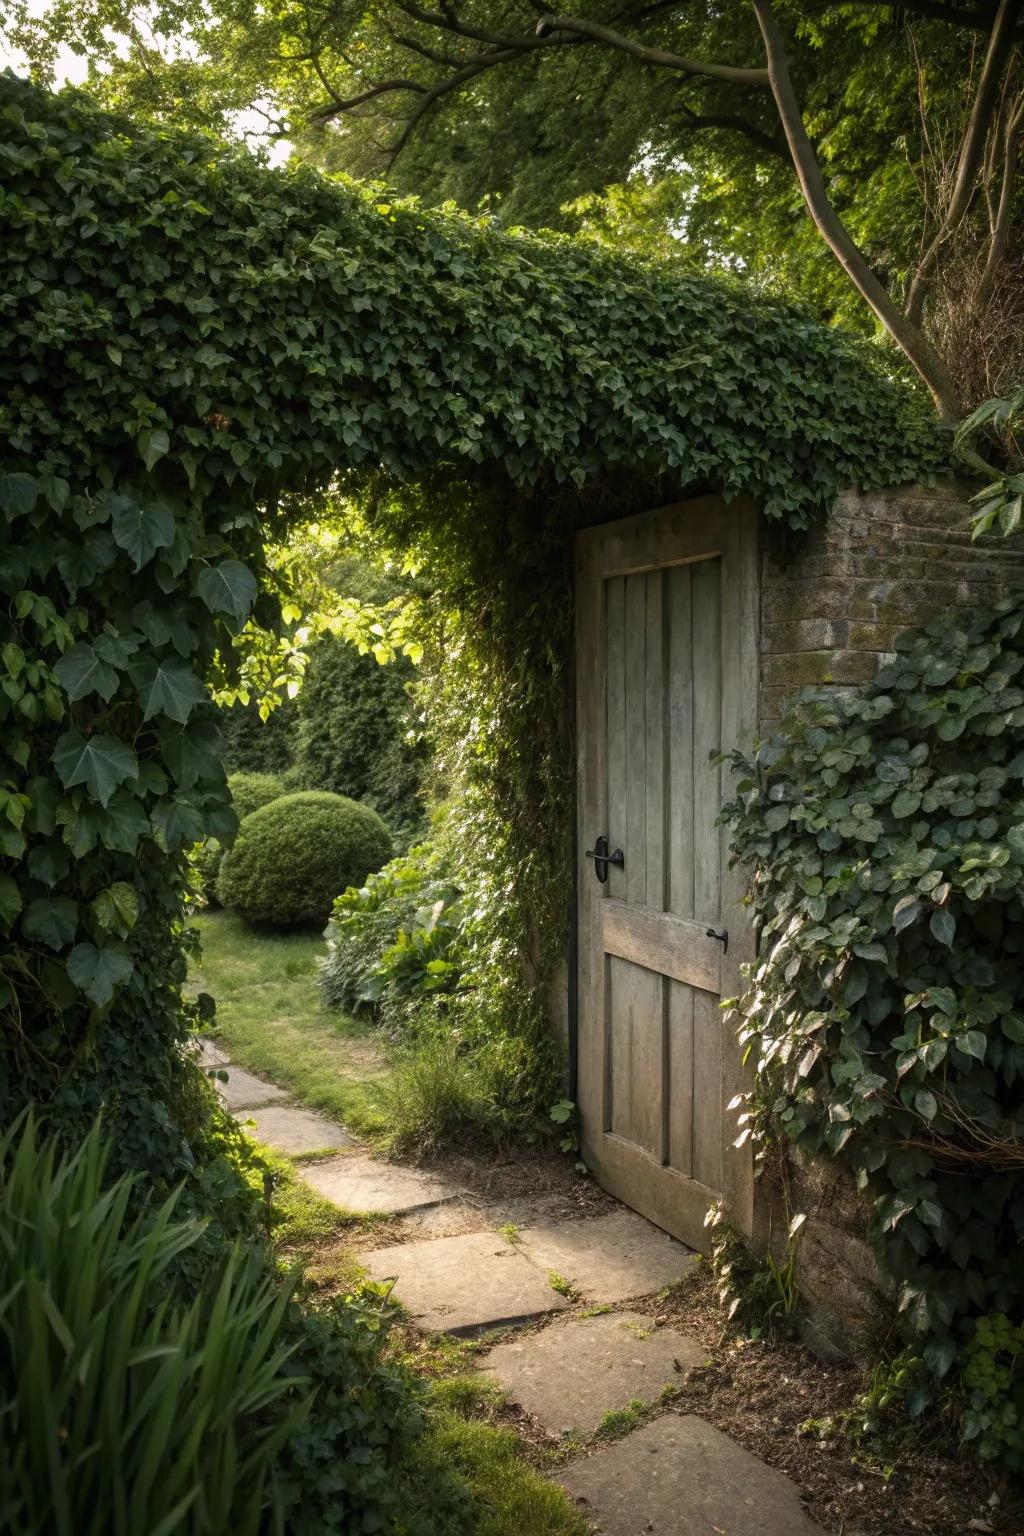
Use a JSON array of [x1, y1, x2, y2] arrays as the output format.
[[722, 596, 1024, 1426], [0, 75, 948, 1185]]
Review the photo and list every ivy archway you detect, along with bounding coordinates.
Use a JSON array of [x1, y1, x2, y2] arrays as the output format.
[[0, 76, 946, 1187]]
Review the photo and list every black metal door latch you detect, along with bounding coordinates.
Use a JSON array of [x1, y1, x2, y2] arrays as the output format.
[[585, 834, 624, 883], [705, 926, 729, 954]]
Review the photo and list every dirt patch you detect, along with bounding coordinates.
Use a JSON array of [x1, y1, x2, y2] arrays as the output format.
[[624, 1264, 1020, 1536]]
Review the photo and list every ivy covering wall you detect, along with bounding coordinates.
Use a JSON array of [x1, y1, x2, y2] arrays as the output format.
[[0, 75, 949, 1192]]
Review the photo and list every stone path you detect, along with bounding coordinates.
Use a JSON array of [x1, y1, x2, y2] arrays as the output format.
[[201, 1037, 826, 1535]]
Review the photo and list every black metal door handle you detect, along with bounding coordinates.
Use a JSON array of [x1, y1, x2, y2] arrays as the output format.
[[585, 834, 624, 883], [706, 926, 729, 953]]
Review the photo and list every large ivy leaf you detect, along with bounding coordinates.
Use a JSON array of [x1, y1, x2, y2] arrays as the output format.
[[67, 941, 134, 1007], [53, 731, 138, 807], [54, 642, 120, 703], [23, 896, 78, 950], [131, 657, 208, 723], [159, 721, 224, 788], [93, 882, 139, 934], [196, 559, 257, 628], [151, 797, 206, 850], [0, 472, 38, 519], [109, 496, 175, 572], [98, 791, 151, 853], [27, 841, 70, 886]]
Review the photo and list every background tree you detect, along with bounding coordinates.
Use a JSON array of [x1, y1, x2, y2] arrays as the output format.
[[6, 1, 1022, 421]]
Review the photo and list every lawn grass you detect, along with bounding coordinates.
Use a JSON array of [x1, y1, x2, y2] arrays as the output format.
[[191, 909, 586, 1536], [190, 909, 386, 1136]]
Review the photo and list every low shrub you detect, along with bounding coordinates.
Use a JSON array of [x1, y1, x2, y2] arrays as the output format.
[[217, 791, 393, 927], [320, 841, 463, 1015], [0, 1114, 303, 1536], [961, 1313, 1024, 1472]]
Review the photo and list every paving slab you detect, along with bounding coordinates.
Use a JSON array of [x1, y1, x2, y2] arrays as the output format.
[[197, 1037, 229, 1068], [241, 1104, 353, 1156], [218, 1066, 289, 1110], [517, 1209, 695, 1304], [361, 1230, 570, 1334], [481, 1310, 706, 1435], [558, 1414, 824, 1535], [302, 1153, 463, 1216]]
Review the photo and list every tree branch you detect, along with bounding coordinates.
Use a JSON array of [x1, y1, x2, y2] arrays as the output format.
[[750, 0, 961, 418], [905, 0, 1023, 323], [534, 13, 770, 85], [977, 90, 1024, 308], [673, 102, 787, 159]]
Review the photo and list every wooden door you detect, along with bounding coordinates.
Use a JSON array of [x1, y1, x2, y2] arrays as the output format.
[[575, 496, 758, 1251]]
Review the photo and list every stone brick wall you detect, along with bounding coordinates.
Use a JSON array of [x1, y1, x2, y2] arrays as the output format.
[[759, 480, 1024, 1357], [759, 482, 1024, 732]]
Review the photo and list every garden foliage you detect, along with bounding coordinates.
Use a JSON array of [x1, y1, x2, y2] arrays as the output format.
[[217, 790, 392, 926], [320, 841, 464, 1015], [723, 595, 1024, 1439], [0, 75, 945, 1182], [0, 1115, 303, 1536]]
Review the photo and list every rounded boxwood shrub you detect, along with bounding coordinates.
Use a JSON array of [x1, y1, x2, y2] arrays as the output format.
[[192, 772, 288, 907], [229, 770, 288, 822], [217, 792, 393, 927]]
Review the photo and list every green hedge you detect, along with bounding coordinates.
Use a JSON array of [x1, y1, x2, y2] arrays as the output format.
[[217, 792, 393, 926], [296, 634, 425, 845]]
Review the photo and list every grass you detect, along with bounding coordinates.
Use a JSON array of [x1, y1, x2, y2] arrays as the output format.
[[190, 909, 386, 1136], [192, 908, 587, 1536]]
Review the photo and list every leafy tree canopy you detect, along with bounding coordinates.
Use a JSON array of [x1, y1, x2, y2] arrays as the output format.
[[6, 2, 1022, 417]]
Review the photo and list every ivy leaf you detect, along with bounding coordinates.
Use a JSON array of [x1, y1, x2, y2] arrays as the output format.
[[98, 791, 151, 854], [110, 496, 175, 572], [27, 842, 70, 887], [763, 804, 790, 832], [151, 798, 206, 850], [196, 560, 257, 628], [893, 895, 923, 932], [54, 642, 120, 703], [23, 896, 78, 950], [67, 941, 134, 1007], [0, 472, 38, 519], [923, 1338, 957, 1379], [53, 732, 138, 808], [959, 1029, 987, 1062], [0, 874, 23, 928], [891, 789, 921, 818], [929, 908, 956, 948], [137, 426, 170, 471], [131, 658, 208, 724], [93, 882, 139, 933], [914, 1089, 937, 1121]]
